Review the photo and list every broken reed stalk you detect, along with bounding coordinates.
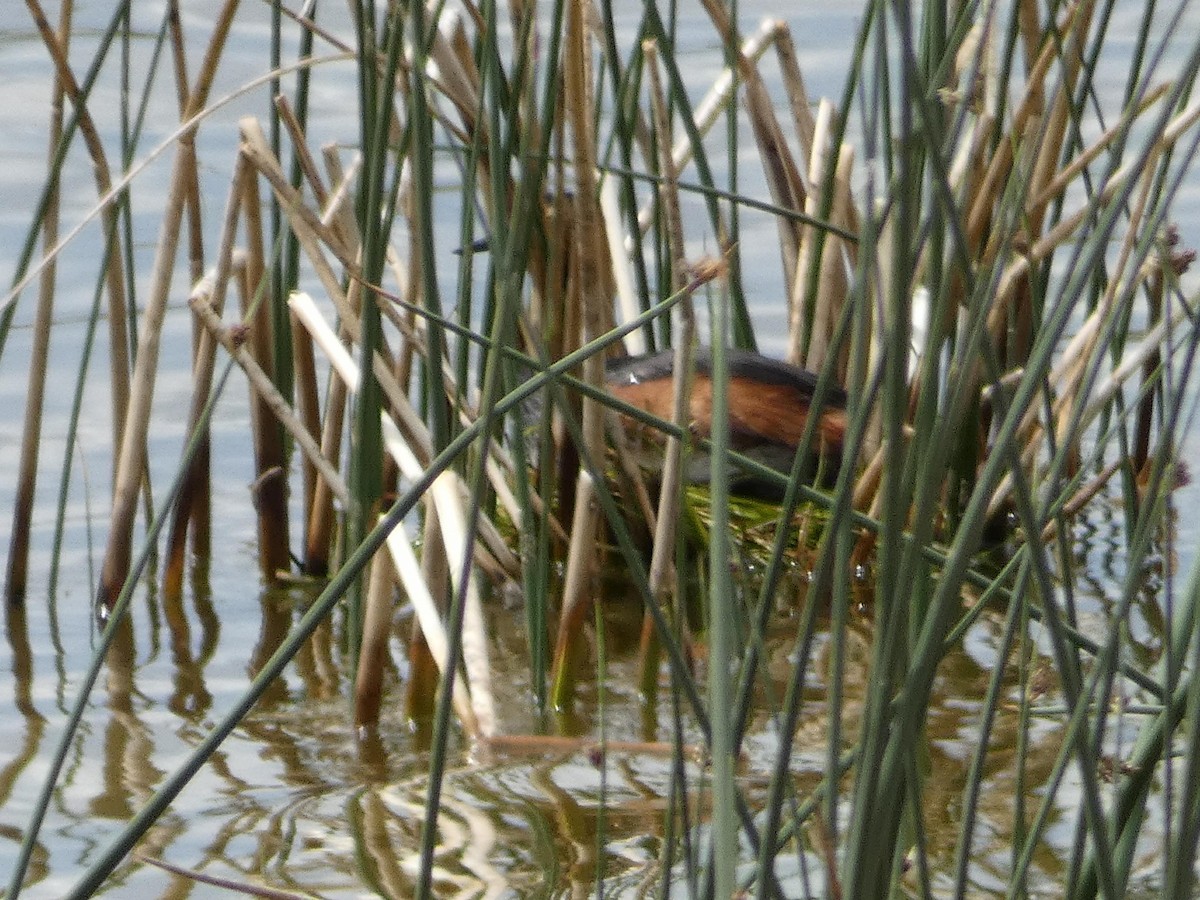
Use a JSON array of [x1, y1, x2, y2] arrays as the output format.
[[189, 294, 347, 500], [291, 290, 497, 736]]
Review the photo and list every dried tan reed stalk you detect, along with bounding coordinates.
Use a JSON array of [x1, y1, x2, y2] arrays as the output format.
[[986, 281, 1196, 520], [294, 294, 503, 734], [634, 20, 780, 237], [6, 0, 71, 603], [966, 1, 1081, 252], [788, 99, 835, 367], [427, 465, 497, 738], [189, 293, 346, 500], [601, 176, 646, 355], [551, 470, 600, 707], [772, 23, 817, 164], [638, 39, 696, 693], [238, 164, 291, 579], [290, 303, 482, 734], [163, 149, 249, 601], [294, 148, 361, 574], [826, 146, 856, 381], [382, 512, 480, 737], [406, 505, 447, 722], [169, 18, 216, 566], [96, 0, 242, 609], [550, 0, 614, 700], [302, 373, 346, 576], [804, 138, 853, 374], [985, 141, 1168, 502], [25, 0, 132, 461], [723, 17, 806, 297], [289, 292, 518, 579], [354, 549, 398, 728], [860, 211, 895, 465]]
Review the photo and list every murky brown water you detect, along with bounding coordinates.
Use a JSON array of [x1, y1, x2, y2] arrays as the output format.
[[2, 1, 1198, 897], [2, 508, 1174, 897]]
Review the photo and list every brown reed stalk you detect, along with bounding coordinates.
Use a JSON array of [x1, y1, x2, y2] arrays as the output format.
[[297, 147, 361, 575], [189, 294, 347, 501], [982, 150, 1162, 519], [6, 0, 71, 604], [354, 550, 397, 728], [238, 169, 291, 580], [25, 0, 133, 465], [274, 96, 331, 526], [292, 291, 501, 734], [985, 256, 1194, 520], [302, 375, 346, 576], [727, 19, 806, 296], [95, 0, 241, 610], [993, 1, 1097, 404], [162, 174, 248, 601], [406, 505, 447, 722], [632, 20, 778, 239], [319, 145, 362, 253], [772, 23, 817, 160], [168, 0, 213, 564], [966, 4, 1077, 254], [548, 0, 615, 707], [289, 281, 519, 581], [637, 39, 696, 696], [550, 470, 600, 708], [1022, 0, 1097, 242]]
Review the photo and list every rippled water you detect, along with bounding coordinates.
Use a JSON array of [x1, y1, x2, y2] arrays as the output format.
[[2, 1, 1199, 897]]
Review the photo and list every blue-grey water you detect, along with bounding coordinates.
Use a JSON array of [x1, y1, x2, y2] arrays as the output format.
[[1, 1, 1199, 896]]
